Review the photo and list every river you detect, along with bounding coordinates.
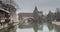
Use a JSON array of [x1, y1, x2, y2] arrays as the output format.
[[0, 23, 59, 32], [16, 23, 56, 32]]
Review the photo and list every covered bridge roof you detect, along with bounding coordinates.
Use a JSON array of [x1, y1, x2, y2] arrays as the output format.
[[19, 13, 33, 17]]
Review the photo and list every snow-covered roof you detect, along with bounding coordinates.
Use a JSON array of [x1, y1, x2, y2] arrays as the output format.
[[0, 8, 10, 13]]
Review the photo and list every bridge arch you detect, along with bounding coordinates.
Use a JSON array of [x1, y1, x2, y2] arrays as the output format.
[[22, 17, 33, 25]]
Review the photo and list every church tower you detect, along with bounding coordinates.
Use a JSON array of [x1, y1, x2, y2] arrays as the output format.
[[33, 6, 39, 13], [33, 6, 39, 20]]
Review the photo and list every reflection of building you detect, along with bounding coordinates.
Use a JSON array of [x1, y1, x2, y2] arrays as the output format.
[[18, 6, 43, 25]]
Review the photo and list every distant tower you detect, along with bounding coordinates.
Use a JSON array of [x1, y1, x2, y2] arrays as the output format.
[[33, 6, 39, 21], [56, 8, 60, 12], [33, 6, 39, 13]]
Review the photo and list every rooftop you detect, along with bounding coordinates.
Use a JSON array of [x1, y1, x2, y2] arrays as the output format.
[[19, 13, 33, 17], [0, 8, 10, 13]]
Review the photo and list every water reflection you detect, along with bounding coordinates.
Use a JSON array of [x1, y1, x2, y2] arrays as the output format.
[[54, 25, 60, 32], [0, 23, 60, 32], [17, 23, 56, 32], [16, 28, 34, 32], [42, 24, 49, 32]]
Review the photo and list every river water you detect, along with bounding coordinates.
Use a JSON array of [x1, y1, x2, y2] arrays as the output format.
[[0, 23, 59, 32], [16, 23, 56, 32]]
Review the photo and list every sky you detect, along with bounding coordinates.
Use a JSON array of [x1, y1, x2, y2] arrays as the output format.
[[14, 0, 60, 14]]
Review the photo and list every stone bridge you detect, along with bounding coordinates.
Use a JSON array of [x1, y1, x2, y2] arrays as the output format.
[[18, 13, 34, 25]]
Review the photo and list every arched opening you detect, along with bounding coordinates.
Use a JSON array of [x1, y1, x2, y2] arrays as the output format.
[[27, 18, 34, 24]]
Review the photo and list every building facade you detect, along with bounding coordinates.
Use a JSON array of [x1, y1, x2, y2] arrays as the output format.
[[18, 6, 43, 25], [0, 0, 17, 30]]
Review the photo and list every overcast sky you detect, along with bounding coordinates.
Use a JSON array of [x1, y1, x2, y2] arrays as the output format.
[[14, 0, 60, 14]]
